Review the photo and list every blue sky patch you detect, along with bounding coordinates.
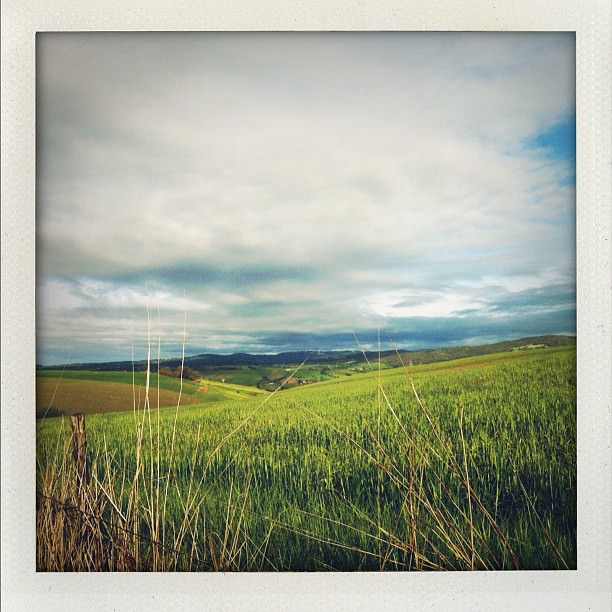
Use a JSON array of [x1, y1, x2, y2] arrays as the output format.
[[527, 113, 576, 162]]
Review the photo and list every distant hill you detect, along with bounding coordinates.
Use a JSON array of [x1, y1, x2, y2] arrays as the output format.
[[38, 334, 576, 372], [381, 334, 576, 367]]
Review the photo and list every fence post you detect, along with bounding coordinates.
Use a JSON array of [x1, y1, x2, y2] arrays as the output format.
[[70, 413, 87, 510]]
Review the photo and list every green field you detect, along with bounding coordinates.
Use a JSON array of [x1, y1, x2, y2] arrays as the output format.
[[36, 346, 576, 571], [37, 369, 203, 393], [36, 370, 263, 417], [196, 363, 367, 390]]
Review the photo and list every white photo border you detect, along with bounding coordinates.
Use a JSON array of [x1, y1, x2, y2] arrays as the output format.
[[2, 1, 610, 610]]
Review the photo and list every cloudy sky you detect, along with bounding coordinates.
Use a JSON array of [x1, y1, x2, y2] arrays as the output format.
[[36, 32, 576, 365]]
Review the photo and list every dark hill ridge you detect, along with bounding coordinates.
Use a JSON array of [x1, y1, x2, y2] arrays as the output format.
[[381, 334, 576, 367], [38, 335, 576, 372]]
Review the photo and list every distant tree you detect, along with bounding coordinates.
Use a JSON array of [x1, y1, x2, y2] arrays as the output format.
[[158, 365, 200, 382]]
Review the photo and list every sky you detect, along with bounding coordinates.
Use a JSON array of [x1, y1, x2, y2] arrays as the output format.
[[36, 32, 576, 365]]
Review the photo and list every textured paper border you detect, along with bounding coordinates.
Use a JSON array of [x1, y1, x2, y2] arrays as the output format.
[[2, 1, 611, 610]]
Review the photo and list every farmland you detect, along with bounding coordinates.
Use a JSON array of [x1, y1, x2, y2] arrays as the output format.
[[38, 334, 576, 389], [36, 370, 264, 417], [36, 346, 576, 571]]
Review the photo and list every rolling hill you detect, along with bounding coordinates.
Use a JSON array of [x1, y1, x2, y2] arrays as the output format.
[[38, 334, 575, 372]]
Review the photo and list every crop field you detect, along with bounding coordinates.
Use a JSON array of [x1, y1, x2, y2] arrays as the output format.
[[197, 363, 370, 389], [36, 346, 576, 571], [36, 370, 264, 417]]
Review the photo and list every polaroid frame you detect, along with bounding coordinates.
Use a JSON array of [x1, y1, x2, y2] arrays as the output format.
[[2, 1, 610, 610]]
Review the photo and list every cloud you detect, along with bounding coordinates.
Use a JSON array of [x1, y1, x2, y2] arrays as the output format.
[[36, 32, 576, 364]]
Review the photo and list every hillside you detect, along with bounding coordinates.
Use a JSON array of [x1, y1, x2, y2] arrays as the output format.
[[36, 370, 264, 418], [38, 334, 575, 374], [381, 334, 576, 367], [37, 346, 577, 570]]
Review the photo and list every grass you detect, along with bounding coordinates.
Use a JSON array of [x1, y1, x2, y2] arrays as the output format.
[[198, 378, 268, 399], [36, 345, 576, 571], [36, 370, 262, 417], [161, 362, 389, 390]]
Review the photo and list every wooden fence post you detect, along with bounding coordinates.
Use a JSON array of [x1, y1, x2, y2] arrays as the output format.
[[70, 413, 88, 509]]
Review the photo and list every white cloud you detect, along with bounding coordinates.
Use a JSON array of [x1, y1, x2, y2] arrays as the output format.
[[364, 289, 488, 319], [36, 33, 576, 362]]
